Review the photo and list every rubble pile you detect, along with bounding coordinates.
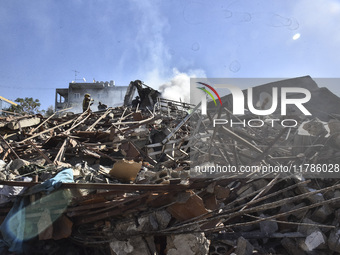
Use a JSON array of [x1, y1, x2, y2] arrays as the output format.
[[0, 76, 340, 254]]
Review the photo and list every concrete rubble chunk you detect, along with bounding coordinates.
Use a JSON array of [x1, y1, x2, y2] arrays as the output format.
[[233, 236, 254, 255], [328, 228, 340, 252], [304, 231, 327, 251], [166, 233, 210, 255], [7, 116, 41, 130], [154, 210, 172, 229]]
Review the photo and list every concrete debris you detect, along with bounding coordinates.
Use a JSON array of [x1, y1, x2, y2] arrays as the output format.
[[233, 236, 254, 255], [166, 233, 210, 255], [7, 116, 41, 130], [0, 76, 339, 254], [328, 228, 340, 252], [109, 236, 156, 255], [303, 231, 326, 251]]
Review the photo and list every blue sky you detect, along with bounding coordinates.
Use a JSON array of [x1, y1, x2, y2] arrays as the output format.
[[1, 0, 340, 110]]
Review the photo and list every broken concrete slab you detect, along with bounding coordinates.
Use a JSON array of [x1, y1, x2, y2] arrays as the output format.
[[7, 116, 41, 130]]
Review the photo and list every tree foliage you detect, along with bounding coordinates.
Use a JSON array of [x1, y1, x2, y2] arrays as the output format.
[[8, 97, 41, 115]]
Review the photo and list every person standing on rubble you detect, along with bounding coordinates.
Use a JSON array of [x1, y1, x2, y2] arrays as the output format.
[[83, 93, 94, 112], [132, 80, 160, 108], [98, 101, 107, 111]]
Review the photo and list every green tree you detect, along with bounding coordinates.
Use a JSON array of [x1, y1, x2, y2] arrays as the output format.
[[8, 97, 41, 115]]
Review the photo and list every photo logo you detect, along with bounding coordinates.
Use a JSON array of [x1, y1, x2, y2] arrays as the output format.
[[198, 82, 312, 116], [196, 82, 222, 106]]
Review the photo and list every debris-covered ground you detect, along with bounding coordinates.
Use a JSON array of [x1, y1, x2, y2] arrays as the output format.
[[1, 76, 340, 254]]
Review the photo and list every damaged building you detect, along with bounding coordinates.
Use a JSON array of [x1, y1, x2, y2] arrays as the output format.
[[55, 80, 128, 113], [0, 76, 340, 254]]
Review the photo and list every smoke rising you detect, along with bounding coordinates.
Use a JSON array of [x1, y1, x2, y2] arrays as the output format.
[[67, 86, 127, 114], [159, 68, 206, 103]]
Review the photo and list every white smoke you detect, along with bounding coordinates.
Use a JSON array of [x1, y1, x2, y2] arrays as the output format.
[[159, 68, 206, 103], [123, 1, 207, 103]]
